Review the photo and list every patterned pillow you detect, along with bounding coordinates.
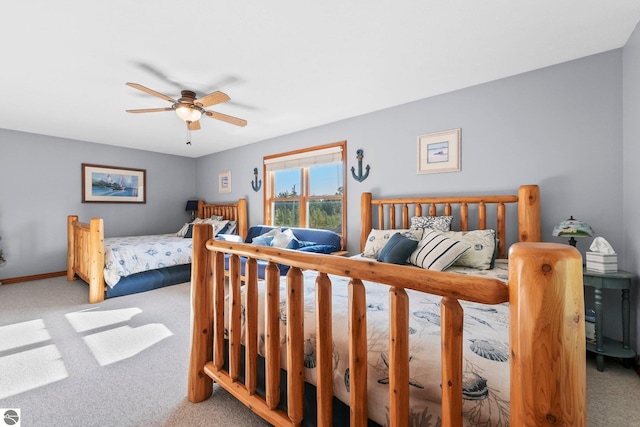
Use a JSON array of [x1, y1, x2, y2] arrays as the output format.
[[410, 215, 453, 232], [362, 229, 423, 259], [442, 229, 496, 270], [409, 229, 470, 271]]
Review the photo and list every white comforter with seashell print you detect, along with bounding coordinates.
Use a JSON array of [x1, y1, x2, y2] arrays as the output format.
[[228, 259, 511, 427]]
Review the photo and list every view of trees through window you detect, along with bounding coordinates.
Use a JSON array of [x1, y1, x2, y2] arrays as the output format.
[[266, 144, 345, 236]]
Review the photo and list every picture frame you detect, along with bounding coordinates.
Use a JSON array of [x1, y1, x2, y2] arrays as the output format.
[[82, 163, 146, 203], [218, 170, 231, 193], [417, 128, 461, 174]]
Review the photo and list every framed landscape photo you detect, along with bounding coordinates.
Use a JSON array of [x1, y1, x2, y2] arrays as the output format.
[[417, 128, 461, 174], [82, 163, 146, 203], [218, 170, 231, 193]]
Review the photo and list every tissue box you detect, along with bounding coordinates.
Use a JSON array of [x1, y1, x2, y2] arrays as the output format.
[[585, 252, 617, 273], [585, 321, 596, 343]]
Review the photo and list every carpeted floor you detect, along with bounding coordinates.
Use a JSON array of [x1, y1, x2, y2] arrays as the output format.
[[0, 276, 638, 426]]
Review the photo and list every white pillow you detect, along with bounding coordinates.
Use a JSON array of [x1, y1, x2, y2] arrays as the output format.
[[362, 229, 423, 258], [271, 228, 296, 248], [176, 222, 191, 237], [442, 229, 496, 270], [409, 229, 470, 271]]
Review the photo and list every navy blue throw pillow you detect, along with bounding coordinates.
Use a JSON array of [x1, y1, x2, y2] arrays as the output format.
[[377, 233, 418, 264]]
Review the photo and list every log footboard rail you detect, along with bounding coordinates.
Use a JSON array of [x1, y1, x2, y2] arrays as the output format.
[[188, 224, 586, 426]]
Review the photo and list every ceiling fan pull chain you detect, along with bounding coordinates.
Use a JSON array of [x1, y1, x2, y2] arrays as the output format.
[[186, 128, 192, 145]]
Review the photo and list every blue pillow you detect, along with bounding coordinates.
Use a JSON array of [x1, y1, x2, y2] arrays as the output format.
[[377, 233, 418, 264], [285, 238, 300, 250], [252, 235, 274, 246], [298, 244, 336, 254]]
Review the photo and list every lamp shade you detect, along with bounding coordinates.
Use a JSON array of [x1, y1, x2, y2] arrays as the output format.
[[185, 200, 199, 211], [552, 216, 594, 246]]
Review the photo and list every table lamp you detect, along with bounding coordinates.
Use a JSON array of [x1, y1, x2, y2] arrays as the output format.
[[185, 200, 199, 221], [552, 216, 594, 246]]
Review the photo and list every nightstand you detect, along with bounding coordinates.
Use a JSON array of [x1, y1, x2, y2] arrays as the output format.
[[582, 269, 636, 372]]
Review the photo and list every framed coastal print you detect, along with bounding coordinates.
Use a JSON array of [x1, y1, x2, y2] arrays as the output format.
[[82, 163, 146, 203], [417, 128, 461, 174], [218, 170, 231, 193]]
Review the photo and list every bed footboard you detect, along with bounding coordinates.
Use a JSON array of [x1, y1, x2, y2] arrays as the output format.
[[67, 215, 106, 303], [188, 224, 586, 426]]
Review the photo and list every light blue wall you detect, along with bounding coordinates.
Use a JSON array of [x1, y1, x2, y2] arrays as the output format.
[[623, 22, 640, 355], [0, 130, 197, 278], [197, 50, 623, 256]]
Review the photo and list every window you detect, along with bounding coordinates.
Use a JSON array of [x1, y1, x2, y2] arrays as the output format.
[[264, 142, 346, 247]]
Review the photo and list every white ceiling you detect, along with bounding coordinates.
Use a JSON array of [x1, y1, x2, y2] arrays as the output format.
[[2, 1, 640, 158]]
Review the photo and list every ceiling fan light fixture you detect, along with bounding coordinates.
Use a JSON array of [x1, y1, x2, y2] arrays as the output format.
[[175, 106, 202, 122]]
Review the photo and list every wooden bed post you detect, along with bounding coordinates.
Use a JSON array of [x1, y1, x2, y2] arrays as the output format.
[[88, 218, 105, 304], [237, 198, 248, 241], [67, 215, 78, 281], [188, 223, 214, 403], [360, 192, 372, 252], [518, 185, 541, 243], [509, 242, 586, 426]]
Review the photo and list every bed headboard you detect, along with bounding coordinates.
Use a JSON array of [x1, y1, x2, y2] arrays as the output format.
[[360, 184, 540, 259], [198, 199, 248, 241]]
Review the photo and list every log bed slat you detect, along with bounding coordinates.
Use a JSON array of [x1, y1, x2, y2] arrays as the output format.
[[349, 278, 368, 426], [315, 273, 333, 426]]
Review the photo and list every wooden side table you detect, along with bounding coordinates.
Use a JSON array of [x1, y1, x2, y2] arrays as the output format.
[[582, 269, 636, 372]]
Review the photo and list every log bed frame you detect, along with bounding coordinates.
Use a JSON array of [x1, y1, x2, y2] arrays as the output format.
[[188, 185, 586, 426], [67, 199, 248, 304]]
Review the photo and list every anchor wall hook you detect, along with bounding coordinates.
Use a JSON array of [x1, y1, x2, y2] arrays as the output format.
[[251, 167, 262, 192], [351, 149, 370, 182]]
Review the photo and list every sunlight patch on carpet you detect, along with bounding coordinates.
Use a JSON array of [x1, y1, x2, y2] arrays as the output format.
[[0, 344, 68, 399], [65, 307, 143, 333], [0, 319, 51, 352], [82, 324, 173, 366]]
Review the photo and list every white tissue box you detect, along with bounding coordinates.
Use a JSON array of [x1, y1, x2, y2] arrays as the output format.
[[585, 320, 596, 343], [585, 252, 617, 273]]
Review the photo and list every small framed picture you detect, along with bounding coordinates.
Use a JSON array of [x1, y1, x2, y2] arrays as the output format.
[[82, 163, 146, 203], [218, 170, 231, 193], [417, 128, 461, 174]]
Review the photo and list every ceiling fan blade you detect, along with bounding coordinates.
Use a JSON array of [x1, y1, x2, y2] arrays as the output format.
[[205, 110, 247, 127], [126, 107, 174, 113], [195, 91, 230, 108], [187, 120, 201, 131], [126, 82, 176, 103]]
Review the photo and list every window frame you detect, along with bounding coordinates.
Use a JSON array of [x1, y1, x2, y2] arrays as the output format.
[[263, 141, 347, 250]]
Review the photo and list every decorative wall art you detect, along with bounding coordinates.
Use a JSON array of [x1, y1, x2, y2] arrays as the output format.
[[417, 128, 461, 174], [251, 167, 262, 192], [351, 148, 370, 182], [82, 163, 146, 203], [218, 170, 231, 193]]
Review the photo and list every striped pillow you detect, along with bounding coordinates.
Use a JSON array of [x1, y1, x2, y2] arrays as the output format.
[[409, 229, 470, 271]]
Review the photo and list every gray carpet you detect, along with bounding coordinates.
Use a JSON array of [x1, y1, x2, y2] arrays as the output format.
[[0, 277, 267, 427], [0, 277, 638, 426]]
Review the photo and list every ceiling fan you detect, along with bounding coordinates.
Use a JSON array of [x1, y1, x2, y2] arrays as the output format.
[[125, 82, 247, 130]]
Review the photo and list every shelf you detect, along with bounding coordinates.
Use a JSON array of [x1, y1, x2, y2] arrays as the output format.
[[586, 335, 635, 359]]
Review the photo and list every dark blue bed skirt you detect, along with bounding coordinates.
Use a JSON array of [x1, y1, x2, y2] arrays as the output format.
[[105, 264, 191, 298]]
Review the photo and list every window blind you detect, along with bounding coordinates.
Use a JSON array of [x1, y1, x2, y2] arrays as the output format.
[[264, 146, 343, 172]]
